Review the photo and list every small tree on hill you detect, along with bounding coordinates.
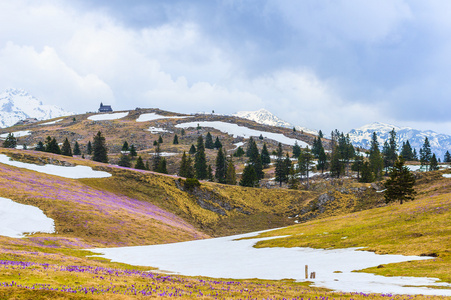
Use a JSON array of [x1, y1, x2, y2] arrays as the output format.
[[214, 136, 222, 149], [260, 143, 271, 167], [194, 135, 208, 179], [118, 153, 131, 167], [3, 133, 17, 148], [135, 156, 146, 170], [129, 144, 137, 157], [444, 151, 451, 163], [215, 147, 227, 183], [156, 157, 168, 174], [121, 141, 129, 152], [92, 131, 108, 163], [173, 134, 179, 145], [225, 158, 236, 185], [239, 165, 258, 187], [179, 152, 194, 178], [430, 153, 439, 171], [35, 141, 45, 151], [233, 146, 244, 157], [384, 157, 416, 204], [73, 141, 81, 155], [61, 138, 73, 157], [205, 132, 214, 149], [189, 144, 196, 154], [87, 141, 92, 155]]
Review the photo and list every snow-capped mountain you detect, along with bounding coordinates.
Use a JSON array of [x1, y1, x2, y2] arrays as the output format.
[[0, 88, 72, 128], [348, 122, 451, 159], [234, 109, 318, 135]]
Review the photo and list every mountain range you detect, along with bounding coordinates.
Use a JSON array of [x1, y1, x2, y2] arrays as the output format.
[[0, 88, 72, 128]]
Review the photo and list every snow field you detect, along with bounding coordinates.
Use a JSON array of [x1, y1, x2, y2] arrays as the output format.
[[39, 119, 63, 125], [88, 112, 129, 121], [0, 197, 55, 238], [136, 112, 190, 122], [0, 154, 111, 179], [0, 131, 31, 139], [443, 174, 451, 178], [147, 127, 172, 133], [93, 231, 450, 296], [175, 121, 309, 147]]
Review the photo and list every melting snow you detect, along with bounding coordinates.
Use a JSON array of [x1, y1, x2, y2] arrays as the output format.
[[88, 112, 129, 121], [0, 154, 111, 179], [147, 127, 172, 133], [136, 113, 190, 122], [175, 121, 309, 147], [39, 119, 63, 125], [149, 152, 177, 157], [0, 131, 31, 139], [93, 231, 450, 296], [0, 197, 55, 238], [443, 174, 451, 178]]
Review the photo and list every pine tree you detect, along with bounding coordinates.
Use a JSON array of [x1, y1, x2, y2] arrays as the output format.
[[338, 133, 355, 176], [317, 147, 328, 173], [135, 156, 146, 170], [158, 135, 163, 144], [129, 145, 137, 157], [298, 147, 314, 189], [246, 137, 258, 157], [207, 165, 214, 181], [73, 141, 81, 155], [181, 128, 185, 136], [288, 165, 298, 190], [239, 165, 258, 187], [215, 148, 227, 183], [351, 154, 364, 180], [205, 132, 214, 149], [260, 143, 271, 167], [430, 153, 439, 171], [233, 146, 245, 157], [360, 161, 373, 183], [214, 137, 222, 149], [35, 141, 45, 151], [318, 130, 324, 138], [194, 135, 208, 179], [247, 138, 263, 179], [387, 128, 398, 167], [330, 149, 343, 178], [420, 137, 432, 171], [292, 141, 301, 158], [369, 132, 383, 180], [225, 159, 236, 185], [118, 153, 131, 167], [384, 157, 416, 204], [179, 152, 194, 178], [173, 134, 179, 145], [275, 143, 286, 187], [189, 144, 196, 154], [92, 131, 108, 163], [156, 158, 168, 174], [153, 142, 161, 171], [46, 138, 61, 154], [121, 141, 129, 152], [61, 138, 73, 157], [311, 136, 323, 159], [87, 141, 92, 155], [3, 133, 17, 148], [400, 140, 413, 161], [444, 151, 451, 163]]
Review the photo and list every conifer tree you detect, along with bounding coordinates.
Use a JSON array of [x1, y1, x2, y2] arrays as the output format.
[[338, 133, 355, 176], [330, 149, 343, 178], [317, 147, 328, 173], [215, 148, 227, 183], [400, 140, 413, 161], [46, 138, 61, 154], [292, 141, 301, 158], [189, 144, 196, 154], [351, 154, 364, 180], [275, 143, 286, 187], [233, 146, 245, 157], [260, 143, 271, 167], [318, 130, 324, 138], [369, 132, 383, 180], [207, 165, 214, 181], [153, 142, 161, 171], [194, 135, 208, 179], [205, 132, 214, 149], [35, 141, 45, 152], [181, 128, 185, 136], [246, 137, 257, 157], [288, 165, 298, 190], [158, 135, 163, 144], [225, 159, 236, 185], [311, 136, 323, 159], [173, 134, 179, 145], [239, 165, 258, 187], [247, 138, 263, 179], [61, 138, 73, 157], [360, 161, 373, 183], [430, 153, 439, 171], [129, 145, 137, 157], [121, 141, 129, 152], [412, 148, 418, 161], [298, 147, 314, 189], [156, 158, 168, 174], [118, 153, 131, 167], [384, 157, 416, 204], [2, 133, 17, 148], [135, 156, 146, 170], [87, 141, 92, 155], [444, 151, 451, 163], [92, 131, 108, 163], [73, 141, 81, 155], [179, 152, 195, 178], [214, 136, 222, 149], [420, 137, 432, 171]]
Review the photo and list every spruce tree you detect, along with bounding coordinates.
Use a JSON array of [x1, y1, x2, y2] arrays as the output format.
[[35, 141, 45, 151], [73, 141, 81, 155], [194, 135, 208, 179], [205, 132, 214, 149], [330, 149, 343, 178], [156, 158, 168, 174], [158, 135, 163, 144], [275, 143, 286, 186], [400, 140, 413, 161], [214, 136, 222, 149], [412, 148, 418, 161], [247, 138, 263, 179], [384, 157, 416, 204], [189, 144, 196, 154], [298, 147, 314, 189], [87, 141, 92, 155], [430, 153, 439, 171], [129, 145, 137, 157], [351, 154, 364, 180], [444, 151, 451, 163], [118, 153, 131, 167], [359, 161, 373, 183], [46, 138, 61, 154], [225, 159, 236, 185], [92, 131, 108, 163], [215, 148, 227, 183], [135, 156, 146, 170], [121, 141, 129, 152], [2, 133, 17, 148], [369, 132, 383, 180], [292, 141, 301, 158], [179, 152, 194, 178], [260, 143, 271, 167], [318, 130, 324, 138], [153, 142, 161, 171], [61, 138, 73, 157], [233, 146, 245, 157], [420, 137, 432, 171], [239, 165, 258, 187], [173, 134, 179, 145], [207, 165, 214, 181], [317, 147, 328, 173]]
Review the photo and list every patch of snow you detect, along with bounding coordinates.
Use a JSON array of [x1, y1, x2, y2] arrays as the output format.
[[0, 154, 111, 179], [92, 230, 450, 296], [232, 142, 244, 150], [443, 174, 451, 178], [39, 119, 63, 125], [406, 165, 422, 172], [176, 121, 309, 147], [149, 152, 178, 157], [147, 127, 172, 133], [88, 112, 129, 121], [0, 197, 55, 238], [0, 131, 31, 139], [136, 113, 190, 122]]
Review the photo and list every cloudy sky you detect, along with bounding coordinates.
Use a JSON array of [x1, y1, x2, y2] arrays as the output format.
[[1, 0, 451, 134]]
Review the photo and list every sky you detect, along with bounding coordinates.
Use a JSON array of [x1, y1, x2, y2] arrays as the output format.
[[1, 0, 451, 135]]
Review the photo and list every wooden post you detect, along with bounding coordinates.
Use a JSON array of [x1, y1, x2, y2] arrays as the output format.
[[305, 265, 308, 279]]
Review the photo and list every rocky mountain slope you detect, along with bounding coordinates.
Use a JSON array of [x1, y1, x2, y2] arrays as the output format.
[[348, 122, 451, 159], [0, 88, 72, 128]]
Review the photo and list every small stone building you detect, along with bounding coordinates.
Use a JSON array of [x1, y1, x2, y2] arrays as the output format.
[[99, 102, 113, 113]]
